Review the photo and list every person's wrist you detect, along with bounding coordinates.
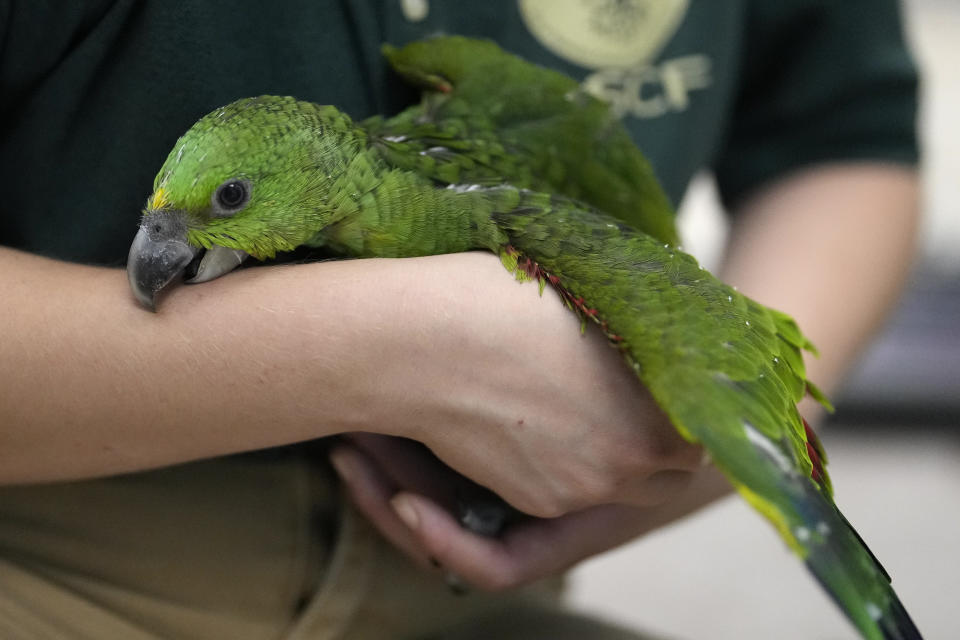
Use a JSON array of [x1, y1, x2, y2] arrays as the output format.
[[341, 253, 506, 441]]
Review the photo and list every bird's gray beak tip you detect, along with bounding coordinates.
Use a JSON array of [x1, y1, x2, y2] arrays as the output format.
[[131, 286, 158, 312], [126, 210, 250, 311], [126, 212, 198, 311]]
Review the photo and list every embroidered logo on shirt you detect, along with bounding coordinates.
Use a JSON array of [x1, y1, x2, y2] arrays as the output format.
[[519, 0, 711, 119], [519, 0, 687, 69]]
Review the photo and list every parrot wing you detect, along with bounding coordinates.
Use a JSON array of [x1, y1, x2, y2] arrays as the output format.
[[487, 189, 920, 640], [363, 36, 679, 246]]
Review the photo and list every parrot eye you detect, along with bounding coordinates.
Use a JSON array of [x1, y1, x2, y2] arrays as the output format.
[[212, 179, 251, 215]]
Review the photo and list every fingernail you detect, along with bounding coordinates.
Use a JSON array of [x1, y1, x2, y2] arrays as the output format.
[[329, 449, 355, 484], [391, 496, 420, 530]]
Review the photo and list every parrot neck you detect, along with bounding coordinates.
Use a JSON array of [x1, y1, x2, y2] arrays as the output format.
[[313, 166, 508, 258]]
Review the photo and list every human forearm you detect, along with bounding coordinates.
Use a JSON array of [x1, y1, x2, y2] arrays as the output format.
[[0, 248, 398, 482]]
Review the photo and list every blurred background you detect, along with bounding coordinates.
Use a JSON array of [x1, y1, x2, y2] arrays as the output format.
[[568, 0, 960, 637]]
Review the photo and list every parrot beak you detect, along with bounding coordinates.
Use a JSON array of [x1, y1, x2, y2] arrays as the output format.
[[127, 210, 200, 311], [127, 210, 251, 311]]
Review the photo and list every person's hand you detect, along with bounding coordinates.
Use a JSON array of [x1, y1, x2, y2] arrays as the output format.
[[330, 433, 730, 590], [367, 252, 704, 521], [323, 249, 710, 588]]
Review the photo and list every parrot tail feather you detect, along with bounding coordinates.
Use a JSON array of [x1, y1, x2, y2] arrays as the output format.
[[798, 486, 923, 640]]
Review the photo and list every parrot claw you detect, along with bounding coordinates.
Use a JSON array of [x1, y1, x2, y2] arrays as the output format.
[[184, 245, 249, 284]]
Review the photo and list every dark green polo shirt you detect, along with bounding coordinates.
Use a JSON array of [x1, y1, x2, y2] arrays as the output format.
[[0, 0, 918, 266]]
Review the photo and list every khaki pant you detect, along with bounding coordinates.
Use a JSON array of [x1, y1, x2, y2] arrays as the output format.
[[0, 443, 658, 639]]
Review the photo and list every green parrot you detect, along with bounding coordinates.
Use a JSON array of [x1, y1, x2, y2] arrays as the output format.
[[125, 37, 922, 640]]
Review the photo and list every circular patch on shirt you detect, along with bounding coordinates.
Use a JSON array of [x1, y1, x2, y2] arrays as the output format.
[[518, 0, 688, 69]]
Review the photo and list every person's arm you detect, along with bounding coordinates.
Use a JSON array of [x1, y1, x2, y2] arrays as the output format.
[[0, 246, 400, 483], [330, 161, 920, 589], [0, 246, 700, 498]]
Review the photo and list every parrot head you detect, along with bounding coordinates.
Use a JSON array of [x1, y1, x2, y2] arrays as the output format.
[[127, 96, 359, 310]]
